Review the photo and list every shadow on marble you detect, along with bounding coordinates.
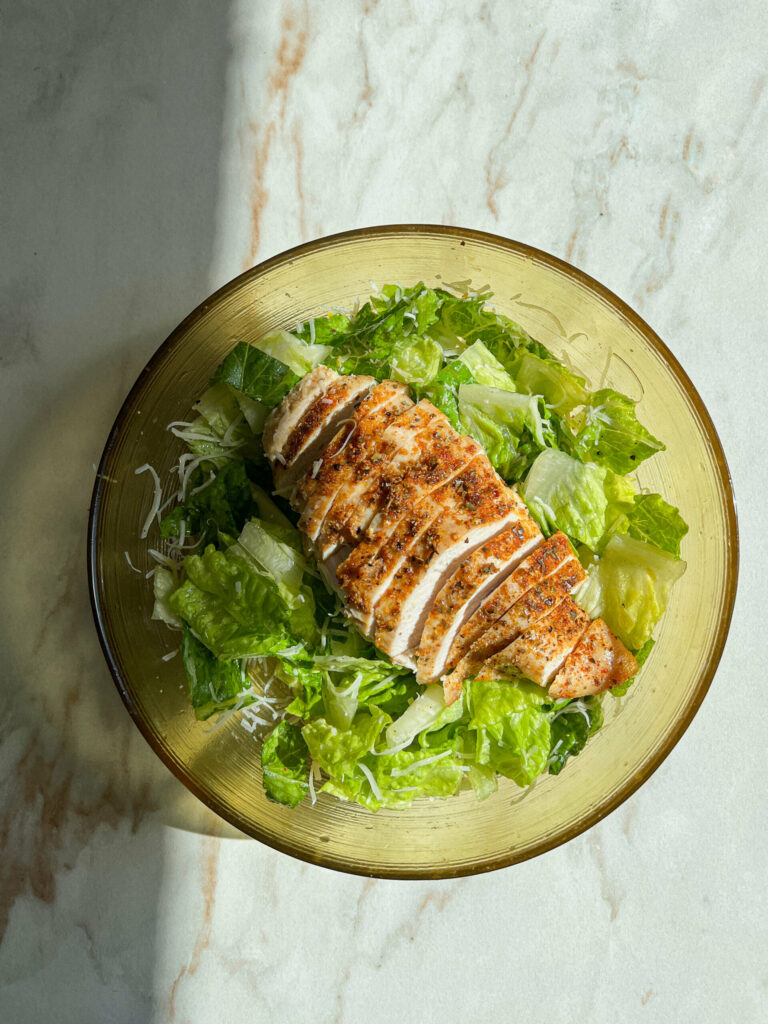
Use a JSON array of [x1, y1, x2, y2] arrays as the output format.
[[0, 0, 246, 1018]]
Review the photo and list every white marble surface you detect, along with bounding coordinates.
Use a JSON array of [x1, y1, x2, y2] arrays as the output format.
[[1, 1, 767, 1021]]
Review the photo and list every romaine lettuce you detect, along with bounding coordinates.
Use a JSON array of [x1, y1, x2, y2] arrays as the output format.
[[626, 493, 688, 557], [180, 623, 254, 721], [567, 388, 664, 474], [211, 342, 300, 408], [521, 448, 610, 548], [458, 384, 554, 482], [574, 533, 687, 649], [261, 720, 310, 807], [160, 461, 257, 547], [465, 678, 551, 787], [169, 543, 318, 659], [547, 696, 603, 775]]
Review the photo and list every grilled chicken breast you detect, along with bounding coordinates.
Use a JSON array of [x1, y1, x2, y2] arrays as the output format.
[[442, 554, 587, 704], [266, 372, 640, 710], [548, 618, 638, 699], [416, 517, 542, 684], [477, 596, 591, 687], [268, 372, 375, 493], [295, 381, 413, 540], [442, 532, 575, 682], [263, 365, 338, 466], [373, 472, 530, 660]]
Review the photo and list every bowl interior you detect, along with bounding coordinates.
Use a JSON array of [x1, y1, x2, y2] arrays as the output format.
[[89, 226, 737, 878]]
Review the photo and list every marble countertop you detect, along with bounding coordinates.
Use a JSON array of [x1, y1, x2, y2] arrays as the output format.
[[1, 2, 766, 1021]]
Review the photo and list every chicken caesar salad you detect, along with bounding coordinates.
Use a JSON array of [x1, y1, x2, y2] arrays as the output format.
[[132, 282, 688, 811]]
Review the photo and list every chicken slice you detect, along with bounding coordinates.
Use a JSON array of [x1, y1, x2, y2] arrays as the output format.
[[416, 516, 543, 684], [336, 452, 486, 634], [372, 468, 527, 659], [442, 532, 574, 682], [262, 365, 338, 465], [547, 618, 638, 699], [477, 596, 591, 687], [294, 381, 413, 539], [317, 401, 475, 559], [270, 374, 375, 493], [442, 554, 586, 704]]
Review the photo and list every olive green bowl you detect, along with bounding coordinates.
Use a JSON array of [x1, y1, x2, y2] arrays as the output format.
[[88, 225, 738, 878]]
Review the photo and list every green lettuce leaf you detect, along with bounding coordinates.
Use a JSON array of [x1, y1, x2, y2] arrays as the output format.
[[567, 389, 664, 474], [211, 342, 300, 408], [180, 623, 253, 721], [457, 341, 517, 390], [160, 461, 257, 547], [152, 567, 182, 628], [458, 383, 554, 482], [626, 493, 688, 557], [326, 283, 443, 378], [507, 349, 588, 414], [547, 696, 604, 775], [302, 707, 390, 779], [248, 329, 332, 376], [329, 743, 464, 811], [169, 544, 317, 659], [389, 334, 443, 388], [261, 720, 310, 807], [574, 533, 686, 649], [419, 358, 475, 429], [465, 679, 551, 787], [521, 448, 610, 548]]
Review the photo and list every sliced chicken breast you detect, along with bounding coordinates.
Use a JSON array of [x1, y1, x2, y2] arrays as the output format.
[[271, 374, 375, 493], [336, 453, 487, 634], [477, 596, 591, 687], [416, 516, 543, 684], [295, 381, 412, 540], [548, 618, 638, 699], [441, 554, 586, 704], [372, 467, 526, 659], [319, 404, 481, 559], [442, 532, 574, 681], [262, 365, 338, 466]]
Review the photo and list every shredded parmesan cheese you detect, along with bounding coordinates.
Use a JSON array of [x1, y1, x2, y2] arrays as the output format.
[[124, 551, 141, 573], [135, 463, 162, 538], [358, 763, 383, 802]]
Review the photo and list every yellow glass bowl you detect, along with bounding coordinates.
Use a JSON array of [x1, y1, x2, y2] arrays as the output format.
[[88, 226, 738, 878]]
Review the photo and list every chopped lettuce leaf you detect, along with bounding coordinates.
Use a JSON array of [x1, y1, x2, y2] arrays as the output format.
[[547, 696, 603, 775], [389, 333, 443, 387], [261, 721, 310, 807], [458, 384, 554, 482], [211, 342, 300, 408], [521, 448, 610, 548], [152, 567, 182, 628], [626, 493, 688, 557], [575, 533, 686, 649], [180, 623, 253, 721], [231, 518, 308, 598], [302, 707, 390, 779], [384, 685, 448, 749], [325, 283, 443, 378], [568, 388, 664, 475], [465, 679, 551, 787], [508, 349, 588, 414], [419, 358, 475, 429], [249, 329, 332, 376], [458, 341, 517, 390], [160, 462, 257, 547], [169, 544, 317, 659]]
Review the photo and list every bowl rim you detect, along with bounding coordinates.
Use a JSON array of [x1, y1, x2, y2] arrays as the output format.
[[87, 223, 739, 879]]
